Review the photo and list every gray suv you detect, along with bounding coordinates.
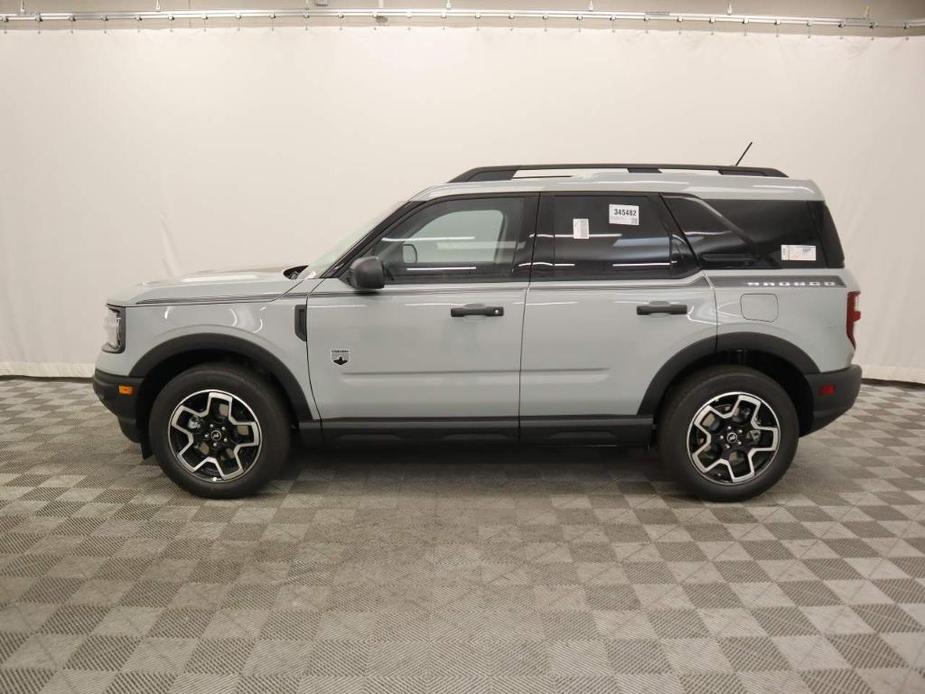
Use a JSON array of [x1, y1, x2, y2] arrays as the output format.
[[93, 163, 862, 501]]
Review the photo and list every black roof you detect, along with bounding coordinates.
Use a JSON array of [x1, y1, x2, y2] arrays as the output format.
[[450, 163, 787, 183]]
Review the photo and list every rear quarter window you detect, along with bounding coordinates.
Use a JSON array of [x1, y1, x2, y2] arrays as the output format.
[[664, 196, 843, 269]]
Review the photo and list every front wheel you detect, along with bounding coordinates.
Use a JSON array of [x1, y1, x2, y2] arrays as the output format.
[[149, 364, 291, 498], [657, 366, 799, 502]]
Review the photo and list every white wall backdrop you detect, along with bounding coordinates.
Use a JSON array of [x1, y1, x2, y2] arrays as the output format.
[[0, 27, 923, 381]]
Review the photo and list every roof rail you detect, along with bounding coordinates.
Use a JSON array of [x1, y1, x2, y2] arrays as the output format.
[[449, 163, 787, 183]]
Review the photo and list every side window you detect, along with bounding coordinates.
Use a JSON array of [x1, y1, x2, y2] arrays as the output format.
[[709, 199, 828, 268], [810, 202, 845, 268], [664, 196, 831, 269], [662, 196, 753, 262], [546, 195, 672, 279], [368, 197, 527, 283]]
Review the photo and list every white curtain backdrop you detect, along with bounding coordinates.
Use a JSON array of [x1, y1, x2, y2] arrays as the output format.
[[0, 28, 923, 381]]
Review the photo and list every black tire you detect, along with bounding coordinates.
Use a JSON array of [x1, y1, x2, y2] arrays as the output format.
[[657, 366, 798, 502], [149, 363, 291, 498]]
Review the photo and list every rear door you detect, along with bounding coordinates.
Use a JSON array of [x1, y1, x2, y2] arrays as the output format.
[[519, 193, 717, 436], [306, 195, 537, 435]]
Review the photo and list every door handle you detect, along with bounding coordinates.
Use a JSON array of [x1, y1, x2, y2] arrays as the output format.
[[637, 302, 688, 316], [450, 304, 504, 318]]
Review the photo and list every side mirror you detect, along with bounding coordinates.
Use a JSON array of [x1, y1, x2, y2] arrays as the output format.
[[347, 256, 385, 291]]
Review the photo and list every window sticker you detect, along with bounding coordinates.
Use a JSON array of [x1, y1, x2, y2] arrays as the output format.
[[781, 244, 816, 261], [609, 204, 639, 226], [572, 218, 590, 240]]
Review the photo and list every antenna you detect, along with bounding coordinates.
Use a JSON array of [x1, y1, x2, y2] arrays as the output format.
[[734, 141, 754, 166]]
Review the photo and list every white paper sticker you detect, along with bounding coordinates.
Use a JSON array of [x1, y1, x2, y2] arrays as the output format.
[[572, 218, 590, 240], [609, 204, 639, 226], [781, 244, 817, 261]]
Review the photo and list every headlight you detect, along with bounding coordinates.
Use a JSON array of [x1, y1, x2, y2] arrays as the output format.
[[102, 306, 125, 353]]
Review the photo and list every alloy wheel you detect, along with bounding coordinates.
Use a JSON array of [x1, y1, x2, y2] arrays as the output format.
[[168, 389, 262, 483], [685, 391, 780, 485]]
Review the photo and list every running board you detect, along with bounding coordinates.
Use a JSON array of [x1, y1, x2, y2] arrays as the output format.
[[298, 416, 653, 447]]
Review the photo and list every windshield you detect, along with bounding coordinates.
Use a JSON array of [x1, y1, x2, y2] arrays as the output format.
[[300, 201, 406, 279]]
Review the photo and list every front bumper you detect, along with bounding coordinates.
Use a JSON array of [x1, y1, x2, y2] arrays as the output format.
[[92, 369, 144, 444], [804, 364, 862, 434]]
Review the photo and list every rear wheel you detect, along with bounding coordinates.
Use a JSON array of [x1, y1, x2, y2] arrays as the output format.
[[657, 366, 798, 501], [149, 364, 290, 498]]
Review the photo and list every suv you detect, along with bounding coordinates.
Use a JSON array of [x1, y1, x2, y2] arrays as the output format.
[[93, 163, 861, 501]]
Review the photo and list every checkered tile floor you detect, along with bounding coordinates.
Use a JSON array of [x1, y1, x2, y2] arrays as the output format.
[[1, 379, 924, 693]]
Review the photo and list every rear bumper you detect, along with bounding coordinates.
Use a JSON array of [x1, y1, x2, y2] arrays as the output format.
[[804, 364, 862, 434], [92, 369, 144, 444]]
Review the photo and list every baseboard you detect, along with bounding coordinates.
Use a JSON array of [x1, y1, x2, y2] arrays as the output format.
[[859, 364, 925, 386], [0, 362, 95, 378]]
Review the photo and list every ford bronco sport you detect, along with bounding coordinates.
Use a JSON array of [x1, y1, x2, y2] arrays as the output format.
[[93, 163, 862, 501]]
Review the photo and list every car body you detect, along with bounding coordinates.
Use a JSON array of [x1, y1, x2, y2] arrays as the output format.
[[93, 163, 862, 500]]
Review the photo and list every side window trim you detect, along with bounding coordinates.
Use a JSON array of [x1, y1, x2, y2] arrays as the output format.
[[337, 193, 539, 285], [653, 194, 700, 277]]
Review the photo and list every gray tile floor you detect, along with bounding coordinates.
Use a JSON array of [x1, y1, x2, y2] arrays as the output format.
[[1, 379, 925, 693]]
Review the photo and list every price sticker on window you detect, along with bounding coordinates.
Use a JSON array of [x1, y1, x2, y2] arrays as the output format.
[[781, 244, 816, 261], [609, 204, 639, 226], [572, 218, 590, 240]]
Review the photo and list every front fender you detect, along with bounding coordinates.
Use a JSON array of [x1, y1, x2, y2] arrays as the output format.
[[130, 331, 312, 421]]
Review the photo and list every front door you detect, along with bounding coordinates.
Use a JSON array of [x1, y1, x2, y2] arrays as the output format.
[[306, 195, 537, 440], [519, 193, 717, 437]]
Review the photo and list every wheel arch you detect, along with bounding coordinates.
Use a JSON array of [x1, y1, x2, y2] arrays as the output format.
[[639, 332, 818, 436], [129, 334, 311, 452]]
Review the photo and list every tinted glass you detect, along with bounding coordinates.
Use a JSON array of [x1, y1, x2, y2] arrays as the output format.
[[710, 199, 826, 268], [547, 195, 671, 279], [368, 197, 527, 283], [664, 196, 833, 269], [810, 202, 845, 268], [662, 196, 753, 261]]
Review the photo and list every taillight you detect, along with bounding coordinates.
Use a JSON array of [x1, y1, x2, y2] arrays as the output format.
[[847, 290, 861, 347]]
